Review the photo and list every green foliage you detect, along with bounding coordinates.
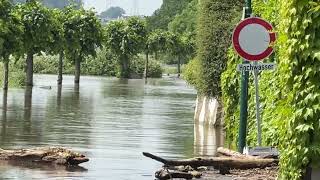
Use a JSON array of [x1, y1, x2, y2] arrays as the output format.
[[104, 17, 147, 78], [146, 0, 192, 30], [168, 0, 197, 35], [28, 51, 162, 78], [0, 0, 23, 60], [17, 1, 59, 55], [147, 29, 169, 55], [183, 58, 203, 88], [0, 61, 25, 87], [82, 48, 117, 76], [100, 6, 125, 19], [222, 0, 320, 179], [130, 56, 163, 78], [31, 49, 117, 76], [47, 8, 65, 55], [221, 49, 241, 147], [64, 6, 103, 60], [190, 0, 242, 97], [276, 1, 320, 179]]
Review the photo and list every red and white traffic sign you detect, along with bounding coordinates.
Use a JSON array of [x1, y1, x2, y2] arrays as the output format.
[[232, 17, 276, 61]]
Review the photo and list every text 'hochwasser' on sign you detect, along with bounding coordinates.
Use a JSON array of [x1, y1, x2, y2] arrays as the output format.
[[237, 63, 276, 71]]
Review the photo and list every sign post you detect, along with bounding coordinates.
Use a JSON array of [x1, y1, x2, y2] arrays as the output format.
[[253, 61, 262, 146], [233, 14, 276, 150]]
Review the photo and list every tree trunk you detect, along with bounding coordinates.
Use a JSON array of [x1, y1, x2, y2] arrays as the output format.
[[25, 52, 34, 87], [3, 60, 9, 90], [120, 55, 129, 78], [24, 86, 32, 122], [74, 57, 81, 84], [143, 152, 278, 170], [155, 51, 158, 61], [144, 52, 149, 79], [177, 55, 181, 78], [57, 51, 63, 85]]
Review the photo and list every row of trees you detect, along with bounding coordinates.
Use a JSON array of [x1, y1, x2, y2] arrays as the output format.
[[0, 0, 193, 90], [0, 0, 102, 89]]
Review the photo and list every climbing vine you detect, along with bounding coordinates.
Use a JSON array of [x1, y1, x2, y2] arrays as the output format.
[[222, 0, 320, 179]]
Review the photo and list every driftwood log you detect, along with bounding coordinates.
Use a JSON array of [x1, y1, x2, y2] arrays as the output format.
[[217, 147, 259, 159], [0, 147, 89, 166], [143, 152, 278, 170], [155, 169, 201, 180]]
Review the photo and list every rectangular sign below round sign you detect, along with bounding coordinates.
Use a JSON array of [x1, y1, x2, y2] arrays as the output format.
[[237, 63, 276, 71]]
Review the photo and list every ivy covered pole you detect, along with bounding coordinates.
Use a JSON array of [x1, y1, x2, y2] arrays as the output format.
[[238, 0, 252, 153]]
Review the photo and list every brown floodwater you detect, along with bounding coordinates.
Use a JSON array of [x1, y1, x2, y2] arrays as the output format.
[[0, 75, 222, 180]]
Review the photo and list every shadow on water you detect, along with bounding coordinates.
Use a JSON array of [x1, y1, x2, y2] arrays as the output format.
[[0, 160, 88, 172], [0, 75, 198, 179], [194, 124, 224, 157], [24, 86, 32, 132], [57, 84, 62, 107]]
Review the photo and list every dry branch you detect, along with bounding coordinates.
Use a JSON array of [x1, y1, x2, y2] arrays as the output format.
[[143, 152, 278, 170]]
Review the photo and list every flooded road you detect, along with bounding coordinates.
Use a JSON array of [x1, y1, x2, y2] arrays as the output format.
[[0, 75, 222, 180]]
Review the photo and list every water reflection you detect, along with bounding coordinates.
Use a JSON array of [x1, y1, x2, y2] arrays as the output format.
[[57, 85, 62, 107], [0, 75, 197, 179], [194, 124, 224, 157], [24, 87, 32, 133], [1, 90, 8, 142]]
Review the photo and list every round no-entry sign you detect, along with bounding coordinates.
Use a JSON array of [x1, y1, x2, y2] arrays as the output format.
[[232, 17, 276, 61]]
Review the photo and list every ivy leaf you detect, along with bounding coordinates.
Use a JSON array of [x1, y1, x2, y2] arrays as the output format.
[[295, 124, 313, 133]]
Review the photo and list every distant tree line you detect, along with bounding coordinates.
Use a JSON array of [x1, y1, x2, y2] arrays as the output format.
[[0, 0, 192, 89]]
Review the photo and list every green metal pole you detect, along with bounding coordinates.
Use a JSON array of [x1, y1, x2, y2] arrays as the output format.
[[238, 0, 251, 153]]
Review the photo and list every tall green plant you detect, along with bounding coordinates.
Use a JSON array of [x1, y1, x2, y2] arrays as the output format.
[[64, 6, 103, 84], [48, 8, 66, 85], [194, 0, 242, 97], [17, 0, 58, 86], [104, 17, 147, 78], [277, 1, 320, 179], [0, 0, 23, 90]]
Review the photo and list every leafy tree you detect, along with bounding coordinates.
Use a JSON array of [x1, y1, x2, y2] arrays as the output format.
[[0, 0, 23, 90], [100, 6, 125, 19], [194, 0, 242, 96], [168, 0, 197, 35], [104, 17, 147, 78], [146, 0, 192, 30], [147, 29, 168, 61], [17, 0, 61, 86], [64, 6, 103, 84], [49, 8, 65, 85], [165, 32, 187, 77], [143, 30, 168, 78]]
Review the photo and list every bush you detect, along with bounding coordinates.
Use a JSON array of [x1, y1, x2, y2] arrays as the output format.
[[82, 48, 117, 76], [0, 61, 26, 88], [130, 56, 163, 78], [183, 58, 203, 87]]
